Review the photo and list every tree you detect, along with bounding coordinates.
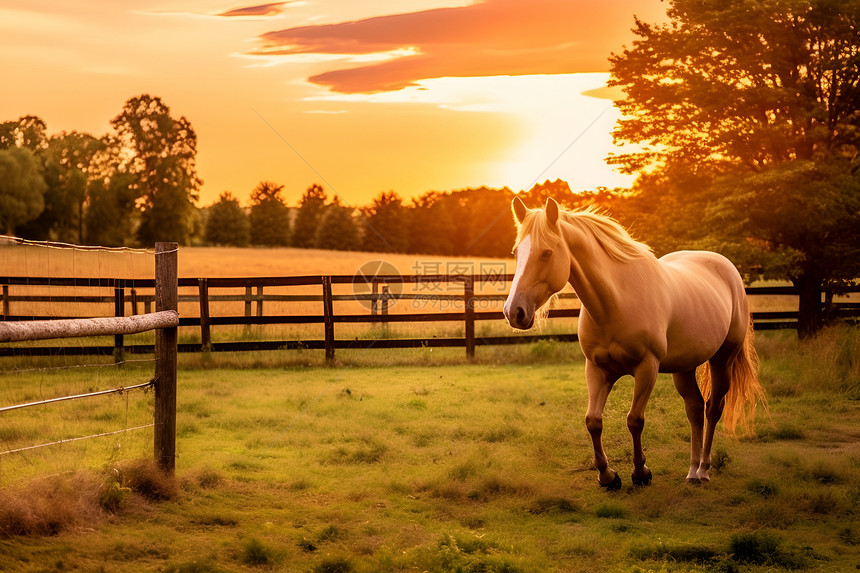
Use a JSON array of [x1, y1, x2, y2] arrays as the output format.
[[407, 191, 455, 255], [19, 131, 104, 242], [292, 184, 327, 248], [519, 179, 579, 210], [315, 197, 359, 250], [0, 147, 47, 235], [608, 0, 860, 337], [0, 115, 48, 152], [205, 192, 250, 247], [84, 172, 138, 246], [110, 95, 200, 245], [446, 187, 516, 258], [361, 191, 408, 253], [249, 182, 290, 246]]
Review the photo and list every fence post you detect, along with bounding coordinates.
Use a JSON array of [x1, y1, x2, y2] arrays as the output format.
[[154, 242, 178, 475], [464, 274, 475, 359], [114, 282, 125, 364], [256, 285, 264, 317], [244, 286, 252, 317], [130, 288, 139, 316], [322, 276, 335, 364], [198, 278, 211, 352], [2, 284, 8, 318]]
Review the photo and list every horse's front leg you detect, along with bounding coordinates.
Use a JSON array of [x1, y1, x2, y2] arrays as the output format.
[[628, 358, 659, 486], [584, 360, 620, 489]]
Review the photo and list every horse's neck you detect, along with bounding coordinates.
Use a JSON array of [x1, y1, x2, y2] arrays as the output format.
[[561, 222, 655, 323]]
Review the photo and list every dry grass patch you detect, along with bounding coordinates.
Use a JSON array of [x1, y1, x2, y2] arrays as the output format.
[[0, 459, 176, 538]]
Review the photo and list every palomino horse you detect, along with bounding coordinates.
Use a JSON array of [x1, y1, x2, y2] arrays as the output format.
[[504, 197, 766, 489]]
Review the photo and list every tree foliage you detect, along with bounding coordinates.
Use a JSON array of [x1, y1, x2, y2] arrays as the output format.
[[111, 95, 201, 245], [249, 182, 290, 246], [0, 147, 47, 235], [292, 184, 327, 249], [408, 192, 456, 255], [206, 192, 250, 247], [361, 191, 408, 253], [608, 0, 860, 336], [84, 172, 138, 247], [315, 197, 359, 251]]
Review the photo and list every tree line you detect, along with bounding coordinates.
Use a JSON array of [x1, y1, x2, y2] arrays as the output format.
[[204, 180, 548, 259], [1, 95, 199, 246]]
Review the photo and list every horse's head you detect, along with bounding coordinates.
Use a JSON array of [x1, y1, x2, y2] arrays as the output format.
[[504, 196, 569, 330]]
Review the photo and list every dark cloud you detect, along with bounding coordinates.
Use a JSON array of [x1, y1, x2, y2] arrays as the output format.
[[219, 2, 289, 18], [253, 0, 666, 93]]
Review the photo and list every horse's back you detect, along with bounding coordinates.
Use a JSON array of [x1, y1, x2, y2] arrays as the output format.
[[657, 251, 748, 372]]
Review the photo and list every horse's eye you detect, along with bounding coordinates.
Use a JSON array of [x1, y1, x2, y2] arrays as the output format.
[[541, 249, 552, 259]]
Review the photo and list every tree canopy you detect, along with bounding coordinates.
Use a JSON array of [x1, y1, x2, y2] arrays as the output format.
[[0, 146, 46, 234], [608, 0, 860, 336], [206, 192, 251, 247], [111, 95, 201, 245], [249, 182, 290, 246]]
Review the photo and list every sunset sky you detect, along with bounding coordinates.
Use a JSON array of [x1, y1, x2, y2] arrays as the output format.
[[1, 0, 667, 207]]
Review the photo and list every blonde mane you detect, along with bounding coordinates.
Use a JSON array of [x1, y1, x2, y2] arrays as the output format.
[[515, 205, 652, 262]]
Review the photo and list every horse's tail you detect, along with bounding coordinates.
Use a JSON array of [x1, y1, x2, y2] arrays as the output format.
[[698, 317, 769, 435]]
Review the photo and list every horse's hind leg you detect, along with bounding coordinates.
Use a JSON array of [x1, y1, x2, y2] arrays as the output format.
[[699, 357, 733, 482], [673, 369, 705, 483], [584, 361, 620, 489]]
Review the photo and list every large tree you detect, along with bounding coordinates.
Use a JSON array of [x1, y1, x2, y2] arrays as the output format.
[[110, 95, 200, 245], [608, 0, 860, 337]]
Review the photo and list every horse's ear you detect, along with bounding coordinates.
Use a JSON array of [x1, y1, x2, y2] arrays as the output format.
[[545, 197, 560, 227], [512, 196, 527, 224]]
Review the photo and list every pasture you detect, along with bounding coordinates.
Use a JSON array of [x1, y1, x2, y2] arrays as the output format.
[[1, 327, 858, 572]]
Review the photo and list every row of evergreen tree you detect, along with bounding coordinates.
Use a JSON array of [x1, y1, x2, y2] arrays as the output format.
[[203, 179, 581, 258]]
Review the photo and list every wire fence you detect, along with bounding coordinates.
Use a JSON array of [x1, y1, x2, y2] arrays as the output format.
[[0, 239, 178, 484]]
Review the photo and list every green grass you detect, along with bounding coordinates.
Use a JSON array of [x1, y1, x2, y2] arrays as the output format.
[[1, 328, 859, 571]]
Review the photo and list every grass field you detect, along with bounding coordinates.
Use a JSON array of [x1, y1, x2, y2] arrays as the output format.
[[1, 327, 858, 572]]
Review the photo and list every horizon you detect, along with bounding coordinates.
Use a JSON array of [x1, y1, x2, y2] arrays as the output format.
[[1, 0, 667, 207]]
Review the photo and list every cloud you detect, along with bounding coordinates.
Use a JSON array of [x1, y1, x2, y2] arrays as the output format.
[[251, 0, 666, 93], [218, 2, 292, 18]]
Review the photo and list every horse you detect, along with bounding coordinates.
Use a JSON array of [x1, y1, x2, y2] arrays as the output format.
[[503, 196, 767, 489]]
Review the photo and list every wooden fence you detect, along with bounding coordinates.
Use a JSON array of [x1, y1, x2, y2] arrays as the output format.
[[1, 272, 858, 363], [0, 243, 179, 474]]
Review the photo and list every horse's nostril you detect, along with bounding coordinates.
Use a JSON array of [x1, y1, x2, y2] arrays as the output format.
[[516, 307, 525, 325]]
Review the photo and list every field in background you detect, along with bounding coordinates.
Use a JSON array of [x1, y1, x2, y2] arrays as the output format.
[[1, 327, 858, 572]]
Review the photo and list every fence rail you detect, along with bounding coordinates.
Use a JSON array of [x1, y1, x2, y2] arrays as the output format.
[[1, 274, 858, 363]]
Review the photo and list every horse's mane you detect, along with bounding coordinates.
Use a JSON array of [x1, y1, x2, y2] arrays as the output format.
[[515, 204, 653, 263]]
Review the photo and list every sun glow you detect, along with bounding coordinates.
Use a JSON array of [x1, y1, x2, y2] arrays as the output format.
[[0, 0, 662, 206]]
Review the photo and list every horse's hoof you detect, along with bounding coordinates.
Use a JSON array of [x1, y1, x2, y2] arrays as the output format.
[[685, 477, 702, 485], [599, 473, 622, 491], [632, 469, 652, 486]]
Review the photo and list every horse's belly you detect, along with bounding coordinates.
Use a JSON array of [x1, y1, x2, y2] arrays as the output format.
[[659, 319, 730, 373]]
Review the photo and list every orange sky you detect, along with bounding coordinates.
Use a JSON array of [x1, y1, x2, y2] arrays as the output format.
[[0, 0, 667, 207]]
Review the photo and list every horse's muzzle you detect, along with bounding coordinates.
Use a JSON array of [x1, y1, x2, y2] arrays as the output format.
[[505, 303, 535, 330]]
